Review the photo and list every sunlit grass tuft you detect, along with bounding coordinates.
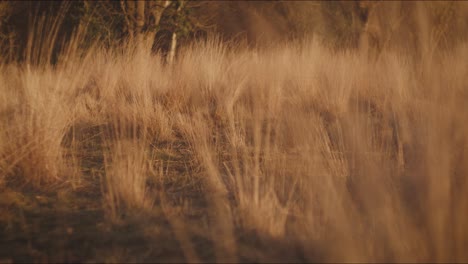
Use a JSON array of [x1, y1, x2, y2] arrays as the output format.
[[1, 32, 467, 262]]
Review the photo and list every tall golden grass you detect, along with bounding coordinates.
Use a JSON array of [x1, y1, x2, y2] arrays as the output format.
[[1, 26, 467, 262]]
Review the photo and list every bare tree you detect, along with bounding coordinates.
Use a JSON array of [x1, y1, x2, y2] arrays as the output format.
[[357, 1, 462, 60], [357, 1, 403, 58], [120, 0, 191, 64], [120, 0, 171, 43], [167, 0, 185, 65]]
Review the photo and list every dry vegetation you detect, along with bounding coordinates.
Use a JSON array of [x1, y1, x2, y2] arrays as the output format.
[[1, 22, 468, 262]]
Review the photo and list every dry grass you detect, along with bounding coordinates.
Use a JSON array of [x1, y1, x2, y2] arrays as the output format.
[[1, 31, 468, 262]]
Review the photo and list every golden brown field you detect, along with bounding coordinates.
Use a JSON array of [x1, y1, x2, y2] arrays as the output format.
[[1, 32, 468, 262]]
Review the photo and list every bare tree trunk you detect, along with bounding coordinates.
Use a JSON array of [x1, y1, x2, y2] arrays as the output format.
[[167, 1, 185, 65], [414, 2, 431, 63], [135, 0, 145, 42], [358, 1, 403, 59], [8, 32, 15, 62], [147, 0, 171, 48], [358, 1, 379, 58], [121, 0, 136, 40], [121, 0, 172, 47], [149, 0, 171, 27], [168, 32, 177, 65]]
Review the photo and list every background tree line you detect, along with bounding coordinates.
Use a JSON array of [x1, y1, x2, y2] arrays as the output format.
[[0, 1, 466, 63]]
